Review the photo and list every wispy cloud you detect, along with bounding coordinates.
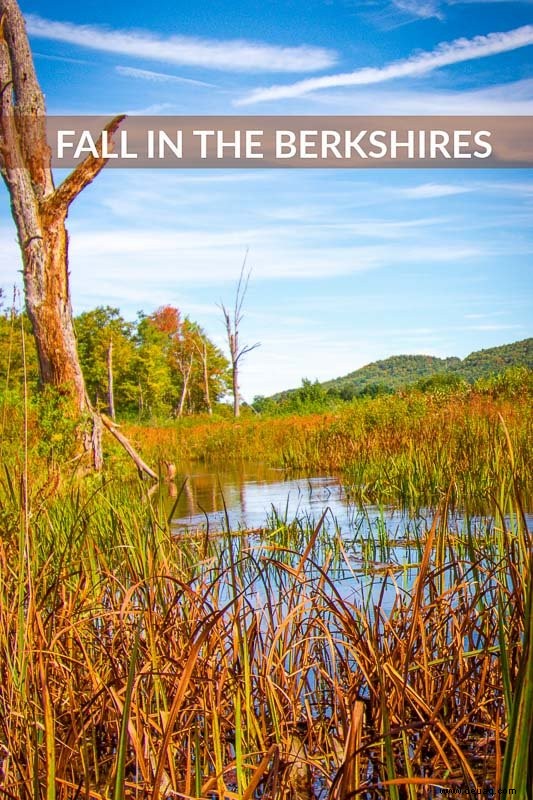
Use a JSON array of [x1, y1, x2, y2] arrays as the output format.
[[464, 312, 505, 319], [391, 0, 533, 22], [269, 77, 533, 115], [465, 323, 524, 331], [236, 25, 533, 104], [34, 51, 92, 65], [123, 102, 178, 115], [392, 0, 444, 19], [451, 0, 533, 3], [116, 65, 214, 87], [25, 14, 337, 73], [398, 183, 474, 199], [59, 228, 484, 289]]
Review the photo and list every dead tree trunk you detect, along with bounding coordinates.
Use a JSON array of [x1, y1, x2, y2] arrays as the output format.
[[0, 4, 90, 407], [0, 0, 155, 477], [230, 336, 240, 417], [107, 337, 115, 420], [201, 341, 212, 415], [192, 336, 212, 415], [176, 354, 193, 417], [220, 256, 259, 418]]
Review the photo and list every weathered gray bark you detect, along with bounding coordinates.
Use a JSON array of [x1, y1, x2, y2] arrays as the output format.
[[193, 337, 212, 415], [201, 342, 212, 415], [176, 353, 193, 417], [230, 341, 240, 417]]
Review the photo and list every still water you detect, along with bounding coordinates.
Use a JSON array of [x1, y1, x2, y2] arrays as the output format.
[[171, 462, 367, 531], [169, 461, 422, 539], [167, 462, 426, 618], [164, 463, 529, 800], [167, 461, 532, 554]]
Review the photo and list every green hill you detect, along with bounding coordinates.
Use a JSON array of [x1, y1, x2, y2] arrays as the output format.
[[322, 354, 460, 396], [269, 338, 533, 402]]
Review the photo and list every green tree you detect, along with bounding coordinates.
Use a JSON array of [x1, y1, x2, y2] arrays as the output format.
[[0, 294, 39, 394], [75, 307, 136, 416], [134, 310, 176, 418], [141, 306, 230, 417]]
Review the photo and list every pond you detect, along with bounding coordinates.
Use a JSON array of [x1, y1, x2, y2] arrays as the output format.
[[167, 461, 532, 540], [169, 461, 405, 534], [159, 462, 529, 798]]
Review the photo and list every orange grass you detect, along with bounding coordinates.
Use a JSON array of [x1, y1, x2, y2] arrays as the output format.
[[0, 469, 530, 799], [124, 393, 531, 511]]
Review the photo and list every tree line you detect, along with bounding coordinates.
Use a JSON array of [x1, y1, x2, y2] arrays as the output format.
[[0, 297, 232, 419]]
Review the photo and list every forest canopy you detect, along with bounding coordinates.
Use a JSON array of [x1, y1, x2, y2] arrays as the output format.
[[0, 295, 230, 419]]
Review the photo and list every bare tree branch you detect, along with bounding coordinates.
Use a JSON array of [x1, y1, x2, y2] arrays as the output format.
[[220, 253, 260, 417], [101, 414, 158, 480], [49, 115, 126, 213], [235, 341, 260, 364]]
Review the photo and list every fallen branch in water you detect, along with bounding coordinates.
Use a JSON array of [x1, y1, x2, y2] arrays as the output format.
[[100, 413, 158, 481]]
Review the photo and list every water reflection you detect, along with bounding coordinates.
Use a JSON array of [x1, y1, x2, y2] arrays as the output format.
[[169, 462, 358, 532], [163, 462, 532, 627], [166, 462, 532, 536], [165, 463, 445, 563]]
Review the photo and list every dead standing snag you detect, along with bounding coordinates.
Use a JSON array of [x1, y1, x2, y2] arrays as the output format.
[[220, 254, 260, 418], [0, 0, 155, 477]]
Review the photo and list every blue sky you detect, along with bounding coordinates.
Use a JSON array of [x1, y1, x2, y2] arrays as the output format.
[[0, 1, 532, 398]]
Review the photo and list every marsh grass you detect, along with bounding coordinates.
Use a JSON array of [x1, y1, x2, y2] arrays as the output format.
[[0, 456, 531, 799], [123, 392, 532, 513], [0, 365, 531, 798]]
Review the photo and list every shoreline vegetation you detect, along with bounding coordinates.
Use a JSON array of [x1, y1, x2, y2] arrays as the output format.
[[125, 384, 531, 514], [1, 351, 532, 797]]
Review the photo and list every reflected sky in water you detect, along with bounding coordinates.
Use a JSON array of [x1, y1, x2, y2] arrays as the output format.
[[166, 461, 532, 539], [170, 463, 361, 531], [167, 462, 427, 537]]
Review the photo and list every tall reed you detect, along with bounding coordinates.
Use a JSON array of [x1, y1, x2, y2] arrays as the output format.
[[123, 392, 532, 513], [0, 465, 530, 798]]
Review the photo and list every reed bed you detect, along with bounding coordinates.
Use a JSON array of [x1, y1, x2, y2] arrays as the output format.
[[0, 465, 531, 799], [123, 393, 532, 512]]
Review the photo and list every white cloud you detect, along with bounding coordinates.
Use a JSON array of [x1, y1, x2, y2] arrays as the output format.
[[465, 323, 524, 331], [484, 180, 533, 195], [453, 0, 533, 3], [59, 229, 484, 291], [391, 0, 533, 23], [287, 78, 533, 115], [34, 51, 91, 65], [116, 65, 215, 88], [398, 183, 474, 198], [392, 0, 444, 19], [25, 14, 337, 73], [122, 102, 179, 115], [464, 311, 505, 319], [316, 216, 451, 239], [236, 25, 533, 104]]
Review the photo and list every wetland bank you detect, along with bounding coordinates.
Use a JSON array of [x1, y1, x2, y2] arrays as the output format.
[[0, 379, 531, 799]]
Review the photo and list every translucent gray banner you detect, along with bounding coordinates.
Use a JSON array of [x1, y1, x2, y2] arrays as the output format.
[[32, 116, 533, 168]]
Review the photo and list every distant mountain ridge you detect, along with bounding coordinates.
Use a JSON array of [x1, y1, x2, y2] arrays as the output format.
[[273, 338, 533, 400]]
